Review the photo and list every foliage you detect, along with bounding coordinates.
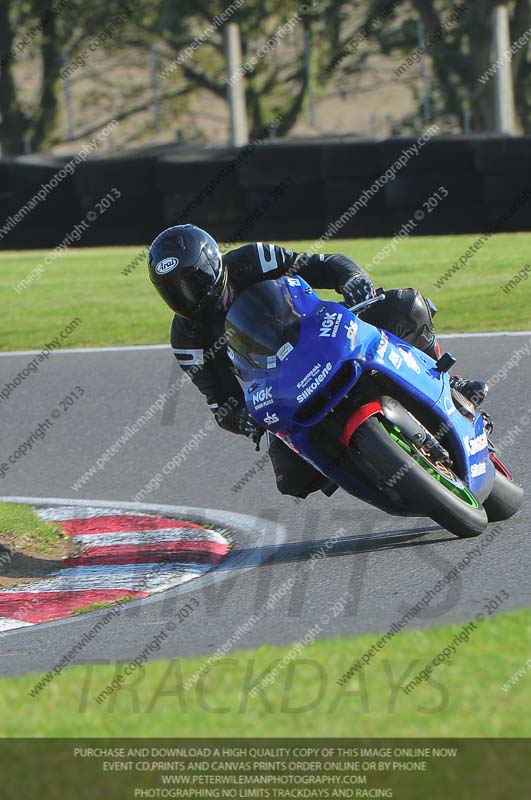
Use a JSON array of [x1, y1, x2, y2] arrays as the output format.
[[334, 0, 531, 133]]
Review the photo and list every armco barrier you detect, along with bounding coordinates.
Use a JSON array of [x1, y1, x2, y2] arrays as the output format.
[[384, 172, 484, 209], [321, 141, 383, 179], [324, 178, 388, 218], [237, 143, 322, 188], [0, 136, 530, 250], [163, 188, 244, 227], [377, 137, 478, 173], [483, 171, 531, 206], [1, 160, 80, 247], [474, 137, 531, 172], [156, 152, 240, 193]]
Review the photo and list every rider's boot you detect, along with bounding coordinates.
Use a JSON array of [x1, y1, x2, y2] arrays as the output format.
[[430, 339, 488, 410], [449, 375, 489, 409]]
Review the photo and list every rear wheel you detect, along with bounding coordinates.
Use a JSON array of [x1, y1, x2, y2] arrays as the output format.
[[483, 455, 523, 522], [353, 416, 488, 538]]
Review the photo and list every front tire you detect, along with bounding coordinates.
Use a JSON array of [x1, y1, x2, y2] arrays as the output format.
[[483, 458, 523, 522], [353, 416, 488, 538]]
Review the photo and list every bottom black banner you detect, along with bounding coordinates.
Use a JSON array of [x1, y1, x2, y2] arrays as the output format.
[[0, 738, 528, 799]]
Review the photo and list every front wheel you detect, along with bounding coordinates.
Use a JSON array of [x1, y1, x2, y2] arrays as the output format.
[[483, 455, 523, 522], [353, 416, 488, 538]]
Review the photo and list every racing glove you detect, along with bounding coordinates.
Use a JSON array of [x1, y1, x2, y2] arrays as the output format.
[[238, 406, 258, 437], [340, 275, 375, 307], [238, 406, 265, 449]]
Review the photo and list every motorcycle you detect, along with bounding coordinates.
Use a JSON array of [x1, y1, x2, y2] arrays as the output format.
[[224, 276, 523, 538]]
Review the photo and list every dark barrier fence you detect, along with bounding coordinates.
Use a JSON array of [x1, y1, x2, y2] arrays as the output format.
[[1, 135, 530, 250]]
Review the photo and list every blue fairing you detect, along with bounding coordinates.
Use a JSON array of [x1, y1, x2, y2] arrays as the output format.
[[225, 276, 495, 511]]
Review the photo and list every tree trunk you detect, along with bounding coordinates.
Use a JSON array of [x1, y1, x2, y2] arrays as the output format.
[[0, 1, 28, 155], [30, 0, 63, 150], [465, 0, 497, 131]]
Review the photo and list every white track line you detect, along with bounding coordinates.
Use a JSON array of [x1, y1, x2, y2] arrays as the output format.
[[439, 331, 531, 339], [0, 496, 272, 527], [0, 618, 34, 631], [1, 331, 531, 358], [0, 344, 169, 358], [36, 505, 163, 521], [10, 563, 209, 594], [72, 529, 227, 547]]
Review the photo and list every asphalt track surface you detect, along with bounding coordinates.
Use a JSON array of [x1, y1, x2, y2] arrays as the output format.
[[0, 333, 529, 677]]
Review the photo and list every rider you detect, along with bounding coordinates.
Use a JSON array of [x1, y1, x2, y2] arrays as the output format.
[[148, 224, 488, 499]]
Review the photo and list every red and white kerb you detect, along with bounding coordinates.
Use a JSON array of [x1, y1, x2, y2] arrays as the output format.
[[0, 506, 230, 631]]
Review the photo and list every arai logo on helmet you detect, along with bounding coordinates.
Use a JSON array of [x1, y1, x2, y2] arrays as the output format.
[[155, 257, 179, 275]]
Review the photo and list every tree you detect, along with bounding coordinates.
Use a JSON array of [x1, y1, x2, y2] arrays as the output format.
[[334, 0, 531, 133], [0, 0, 129, 155], [141, 0, 358, 138]]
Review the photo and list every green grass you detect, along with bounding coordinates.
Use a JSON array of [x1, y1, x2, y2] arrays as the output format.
[[2, 233, 530, 351], [70, 594, 135, 615], [0, 501, 66, 556], [3, 608, 528, 737]]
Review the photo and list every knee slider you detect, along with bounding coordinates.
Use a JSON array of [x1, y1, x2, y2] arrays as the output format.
[[386, 288, 437, 355]]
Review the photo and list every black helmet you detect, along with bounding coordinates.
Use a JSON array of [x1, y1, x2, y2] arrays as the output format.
[[148, 224, 226, 318]]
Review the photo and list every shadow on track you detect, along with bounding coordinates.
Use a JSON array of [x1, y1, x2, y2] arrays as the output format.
[[218, 523, 454, 571]]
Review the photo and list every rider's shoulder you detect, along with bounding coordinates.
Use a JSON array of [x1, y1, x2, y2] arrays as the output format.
[[170, 313, 202, 346], [224, 242, 294, 280], [223, 243, 257, 268]]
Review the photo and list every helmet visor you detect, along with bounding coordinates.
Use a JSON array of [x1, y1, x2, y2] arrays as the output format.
[[155, 247, 223, 318]]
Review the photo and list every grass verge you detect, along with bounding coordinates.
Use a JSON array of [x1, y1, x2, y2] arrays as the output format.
[[4, 608, 529, 737], [70, 595, 136, 616], [0, 502, 73, 588], [1, 233, 530, 351], [0, 502, 67, 558]]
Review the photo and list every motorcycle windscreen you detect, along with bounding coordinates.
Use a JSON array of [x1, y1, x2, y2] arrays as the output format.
[[225, 279, 301, 370]]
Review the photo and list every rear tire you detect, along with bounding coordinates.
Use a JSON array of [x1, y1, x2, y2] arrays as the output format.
[[483, 463, 523, 522], [353, 416, 488, 538]]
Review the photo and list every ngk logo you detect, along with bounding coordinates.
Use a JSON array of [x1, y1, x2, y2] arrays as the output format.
[[252, 386, 273, 409], [253, 387, 272, 404], [319, 312, 342, 337]]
